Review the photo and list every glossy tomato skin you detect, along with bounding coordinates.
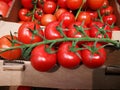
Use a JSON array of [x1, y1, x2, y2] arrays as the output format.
[[66, 0, 83, 10], [87, 0, 105, 10], [18, 8, 32, 22], [0, 1, 9, 17], [17, 86, 32, 90], [0, 35, 21, 60], [18, 22, 43, 44], [43, 1, 57, 14], [21, 0, 33, 10], [58, 12, 75, 28], [57, 42, 81, 69], [40, 14, 57, 26], [30, 44, 57, 72], [45, 21, 65, 40], [81, 42, 106, 68]]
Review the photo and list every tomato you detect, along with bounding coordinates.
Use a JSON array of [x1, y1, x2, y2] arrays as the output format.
[[18, 8, 32, 22], [57, 0, 67, 8], [21, 0, 33, 10], [87, 11, 98, 21], [66, 0, 83, 10], [77, 11, 92, 26], [81, 42, 106, 68], [100, 6, 113, 15], [89, 21, 112, 39], [54, 8, 68, 20], [0, 35, 21, 60], [87, 0, 105, 10], [111, 26, 120, 31], [0, 1, 9, 17], [17, 86, 32, 90], [102, 14, 117, 25], [58, 11, 75, 28], [102, 0, 109, 8], [43, 1, 57, 14], [57, 42, 81, 69], [40, 14, 57, 26], [18, 22, 43, 44], [45, 21, 65, 40], [34, 8, 44, 21], [67, 21, 89, 45], [1, 0, 12, 3], [30, 44, 57, 72]]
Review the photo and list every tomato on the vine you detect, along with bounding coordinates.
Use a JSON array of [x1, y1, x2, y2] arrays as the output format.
[[21, 0, 33, 10], [18, 22, 44, 44], [34, 8, 44, 21], [81, 42, 106, 68], [57, 0, 67, 9], [57, 42, 81, 69], [30, 44, 57, 72], [0, 35, 21, 60]]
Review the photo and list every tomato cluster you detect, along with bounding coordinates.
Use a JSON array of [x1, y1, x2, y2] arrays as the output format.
[[0, 0, 120, 72]]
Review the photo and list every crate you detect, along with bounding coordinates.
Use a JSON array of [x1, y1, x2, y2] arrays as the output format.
[[0, 0, 120, 89]]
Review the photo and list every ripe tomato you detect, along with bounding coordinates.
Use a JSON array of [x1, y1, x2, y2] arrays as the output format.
[[102, 0, 109, 8], [45, 21, 65, 40], [87, 11, 98, 21], [43, 1, 57, 14], [87, 0, 105, 10], [66, 0, 83, 10], [18, 8, 32, 22], [0, 35, 21, 60], [34, 8, 44, 21], [17, 86, 32, 90], [40, 14, 57, 26], [0, 1, 9, 17], [30, 44, 57, 72], [57, 42, 81, 69], [81, 42, 106, 68], [54, 8, 68, 20], [18, 22, 43, 44], [58, 11, 75, 28], [21, 0, 33, 10], [102, 14, 117, 25], [77, 11, 92, 26], [57, 0, 67, 8], [100, 6, 113, 15]]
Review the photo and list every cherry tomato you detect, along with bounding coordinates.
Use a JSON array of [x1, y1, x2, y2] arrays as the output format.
[[102, 0, 109, 8], [100, 6, 113, 15], [17, 86, 32, 90], [34, 8, 44, 21], [45, 21, 65, 40], [57, 42, 81, 69], [40, 14, 57, 26], [30, 44, 57, 72], [77, 11, 92, 26], [87, 0, 105, 10], [81, 42, 106, 68], [21, 0, 33, 10], [102, 14, 117, 25], [0, 35, 21, 60], [18, 8, 32, 22], [43, 1, 57, 14], [18, 22, 43, 44], [57, 0, 67, 8], [58, 11, 75, 28], [66, 0, 83, 10], [87, 11, 98, 21], [0, 1, 9, 17]]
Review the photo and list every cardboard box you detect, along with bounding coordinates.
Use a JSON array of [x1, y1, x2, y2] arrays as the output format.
[[0, 0, 120, 89]]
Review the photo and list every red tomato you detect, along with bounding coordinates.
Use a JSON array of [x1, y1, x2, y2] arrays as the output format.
[[18, 22, 43, 44], [40, 14, 57, 26], [102, 14, 117, 25], [34, 8, 44, 21], [0, 1, 9, 17], [77, 11, 92, 26], [30, 44, 57, 72], [81, 42, 106, 68], [58, 11, 75, 27], [43, 1, 57, 14], [66, 0, 83, 10], [54, 8, 68, 20], [57, 42, 81, 69], [87, 0, 105, 10], [100, 6, 113, 15], [102, 0, 109, 8], [0, 35, 21, 60], [18, 8, 32, 22], [21, 0, 33, 10], [57, 0, 67, 8], [87, 11, 98, 21], [17, 86, 32, 90], [45, 21, 65, 40]]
